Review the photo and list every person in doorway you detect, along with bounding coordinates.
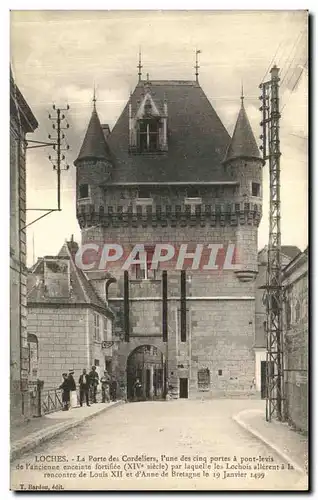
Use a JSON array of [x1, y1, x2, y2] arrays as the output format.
[[59, 373, 71, 411], [110, 375, 117, 402], [133, 378, 142, 401], [89, 366, 99, 403], [100, 370, 111, 403], [68, 370, 77, 408], [78, 368, 90, 407]]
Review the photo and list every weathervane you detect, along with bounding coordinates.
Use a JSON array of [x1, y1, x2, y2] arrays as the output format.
[[195, 49, 201, 82]]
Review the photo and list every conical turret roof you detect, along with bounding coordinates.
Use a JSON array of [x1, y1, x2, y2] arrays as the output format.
[[75, 107, 112, 165], [223, 98, 261, 163]]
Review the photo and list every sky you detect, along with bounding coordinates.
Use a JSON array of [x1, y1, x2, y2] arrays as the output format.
[[10, 10, 308, 267]]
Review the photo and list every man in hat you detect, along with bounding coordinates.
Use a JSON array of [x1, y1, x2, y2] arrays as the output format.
[[100, 370, 111, 403], [88, 365, 99, 403], [79, 368, 90, 407], [68, 370, 77, 408]]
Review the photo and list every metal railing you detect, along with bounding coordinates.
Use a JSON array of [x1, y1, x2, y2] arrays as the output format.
[[41, 388, 63, 416], [30, 381, 64, 417]]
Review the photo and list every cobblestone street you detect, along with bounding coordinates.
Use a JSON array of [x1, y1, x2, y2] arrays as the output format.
[[11, 400, 307, 491]]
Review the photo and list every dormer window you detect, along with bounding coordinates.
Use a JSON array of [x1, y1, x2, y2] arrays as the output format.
[[138, 119, 159, 152]]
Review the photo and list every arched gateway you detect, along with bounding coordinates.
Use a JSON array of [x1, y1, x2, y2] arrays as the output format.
[[126, 345, 165, 401]]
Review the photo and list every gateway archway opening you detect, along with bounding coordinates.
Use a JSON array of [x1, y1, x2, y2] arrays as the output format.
[[127, 345, 165, 401]]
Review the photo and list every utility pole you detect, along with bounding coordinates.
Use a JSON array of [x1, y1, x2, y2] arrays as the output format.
[[259, 66, 284, 422], [23, 104, 70, 230]]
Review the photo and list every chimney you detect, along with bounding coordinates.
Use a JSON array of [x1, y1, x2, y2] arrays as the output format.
[[43, 256, 71, 298]]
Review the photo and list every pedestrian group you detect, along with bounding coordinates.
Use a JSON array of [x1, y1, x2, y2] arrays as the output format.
[[59, 366, 117, 411]]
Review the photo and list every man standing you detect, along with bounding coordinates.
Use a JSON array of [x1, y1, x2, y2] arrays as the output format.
[[133, 378, 142, 402], [88, 366, 99, 403], [79, 368, 90, 407], [100, 370, 111, 403], [59, 373, 70, 411], [110, 375, 117, 402]]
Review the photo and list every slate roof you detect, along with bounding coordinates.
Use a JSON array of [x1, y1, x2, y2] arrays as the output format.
[[281, 245, 302, 261], [27, 240, 113, 316], [74, 107, 112, 166], [106, 80, 232, 183], [223, 100, 261, 163]]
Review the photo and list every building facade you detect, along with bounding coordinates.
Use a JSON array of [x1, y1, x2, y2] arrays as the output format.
[[75, 77, 264, 400], [283, 249, 308, 433], [27, 238, 114, 390], [255, 246, 301, 397], [10, 70, 38, 422]]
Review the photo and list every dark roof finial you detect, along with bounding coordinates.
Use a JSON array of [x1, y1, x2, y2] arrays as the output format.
[[195, 49, 201, 83], [93, 84, 97, 110], [137, 48, 143, 82], [241, 81, 244, 106]]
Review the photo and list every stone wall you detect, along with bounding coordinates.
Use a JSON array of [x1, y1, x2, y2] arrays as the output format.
[[27, 307, 89, 389], [27, 306, 111, 391]]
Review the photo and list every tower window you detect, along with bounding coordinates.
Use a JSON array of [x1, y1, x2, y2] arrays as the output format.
[[135, 246, 157, 280], [186, 186, 200, 198], [79, 184, 89, 199], [251, 182, 261, 197], [138, 119, 159, 152], [137, 187, 152, 199]]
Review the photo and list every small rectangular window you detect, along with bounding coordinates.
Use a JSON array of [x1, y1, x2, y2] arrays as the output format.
[[79, 184, 89, 199], [186, 186, 200, 198], [251, 182, 261, 197], [94, 359, 100, 367], [134, 247, 157, 280], [218, 369, 222, 376], [138, 187, 152, 199], [94, 313, 100, 341], [103, 317, 112, 341]]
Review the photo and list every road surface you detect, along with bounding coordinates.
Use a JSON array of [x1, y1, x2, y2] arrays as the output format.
[[11, 399, 305, 491]]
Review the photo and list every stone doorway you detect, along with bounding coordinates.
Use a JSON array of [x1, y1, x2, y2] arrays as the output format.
[[127, 345, 165, 401]]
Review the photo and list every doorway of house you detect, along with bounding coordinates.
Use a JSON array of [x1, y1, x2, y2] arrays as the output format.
[[179, 378, 188, 398]]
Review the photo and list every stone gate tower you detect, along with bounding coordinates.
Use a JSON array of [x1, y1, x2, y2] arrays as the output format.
[[74, 76, 263, 400]]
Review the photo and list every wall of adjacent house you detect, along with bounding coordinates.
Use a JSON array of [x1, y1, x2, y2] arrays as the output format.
[[10, 109, 30, 421], [283, 257, 308, 433], [27, 306, 113, 393], [27, 307, 89, 389]]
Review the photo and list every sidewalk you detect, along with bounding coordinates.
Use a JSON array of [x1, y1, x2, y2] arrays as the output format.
[[233, 408, 308, 476], [10, 400, 123, 461]]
